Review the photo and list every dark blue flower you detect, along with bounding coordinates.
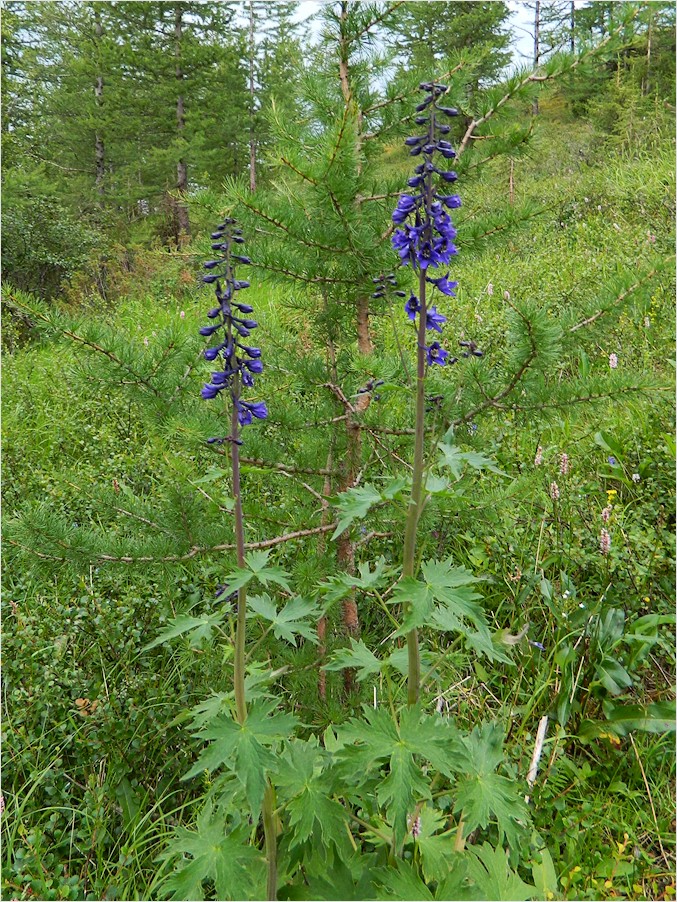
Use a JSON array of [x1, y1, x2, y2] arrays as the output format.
[[426, 306, 447, 333], [426, 273, 458, 296], [405, 294, 420, 320], [426, 342, 449, 366]]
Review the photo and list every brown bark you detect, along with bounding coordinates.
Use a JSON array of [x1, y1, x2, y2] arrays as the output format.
[[356, 295, 373, 355], [175, 3, 190, 241], [339, 2, 373, 356], [326, 313, 361, 693]]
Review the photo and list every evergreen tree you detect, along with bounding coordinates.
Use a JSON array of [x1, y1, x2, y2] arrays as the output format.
[[385, 1, 512, 89]]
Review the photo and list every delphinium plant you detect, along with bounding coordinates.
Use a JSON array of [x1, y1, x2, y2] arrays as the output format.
[[391, 81, 483, 705], [199, 217, 267, 722], [197, 218, 278, 899]]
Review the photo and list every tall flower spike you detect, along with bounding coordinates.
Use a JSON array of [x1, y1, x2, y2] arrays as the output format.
[[199, 218, 267, 442], [389, 82, 484, 366]]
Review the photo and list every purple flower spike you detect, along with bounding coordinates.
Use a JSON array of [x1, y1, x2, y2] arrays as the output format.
[[199, 218, 266, 434]]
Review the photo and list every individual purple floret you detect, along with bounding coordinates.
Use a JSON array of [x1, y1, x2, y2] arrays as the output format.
[[198, 218, 266, 440]]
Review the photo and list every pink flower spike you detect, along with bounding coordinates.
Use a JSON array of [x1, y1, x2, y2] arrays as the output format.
[[486, 282, 494, 296], [550, 481, 560, 501], [559, 453, 570, 476], [534, 446, 543, 467], [180, 310, 186, 319], [601, 506, 612, 523], [600, 528, 611, 555], [609, 353, 618, 369]]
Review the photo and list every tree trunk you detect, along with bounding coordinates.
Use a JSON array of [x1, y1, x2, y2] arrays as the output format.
[[356, 295, 373, 355], [570, 0, 575, 53], [326, 311, 361, 694], [249, 0, 257, 191], [94, 9, 104, 198], [339, 2, 373, 357], [175, 3, 190, 242]]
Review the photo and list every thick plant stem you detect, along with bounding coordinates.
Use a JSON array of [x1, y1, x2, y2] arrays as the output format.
[[402, 269, 428, 705], [230, 394, 248, 726], [263, 782, 278, 900], [231, 389, 277, 900]]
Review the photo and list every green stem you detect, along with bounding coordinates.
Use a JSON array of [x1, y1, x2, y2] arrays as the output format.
[[263, 782, 278, 901], [231, 388, 248, 726], [402, 267, 429, 706]]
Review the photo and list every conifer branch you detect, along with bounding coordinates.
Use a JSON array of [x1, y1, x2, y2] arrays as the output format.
[[458, 17, 639, 156], [569, 260, 669, 333], [280, 156, 319, 187], [112, 507, 178, 534], [320, 382, 355, 413], [352, 2, 404, 43], [250, 262, 360, 286], [5, 293, 164, 398], [6, 524, 337, 566], [455, 384, 666, 423], [228, 454, 340, 478], [326, 102, 351, 172], [236, 196, 346, 254]]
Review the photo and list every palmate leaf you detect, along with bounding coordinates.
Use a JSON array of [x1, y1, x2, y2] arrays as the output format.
[[183, 700, 298, 815], [157, 803, 264, 901], [245, 549, 292, 591], [336, 707, 469, 846], [304, 852, 380, 901], [275, 741, 353, 857], [247, 593, 318, 645], [216, 549, 292, 598], [415, 805, 456, 885], [391, 558, 488, 639], [453, 722, 529, 848], [143, 611, 226, 651], [331, 484, 382, 539], [463, 843, 537, 901], [376, 744, 431, 844], [438, 442, 508, 480], [375, 859, 435, 901], [389, 577, 434, 635], [324, 638, 383, 681]]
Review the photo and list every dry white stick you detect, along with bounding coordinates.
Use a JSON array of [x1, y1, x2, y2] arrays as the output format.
[[525, 715, 549, 803]]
